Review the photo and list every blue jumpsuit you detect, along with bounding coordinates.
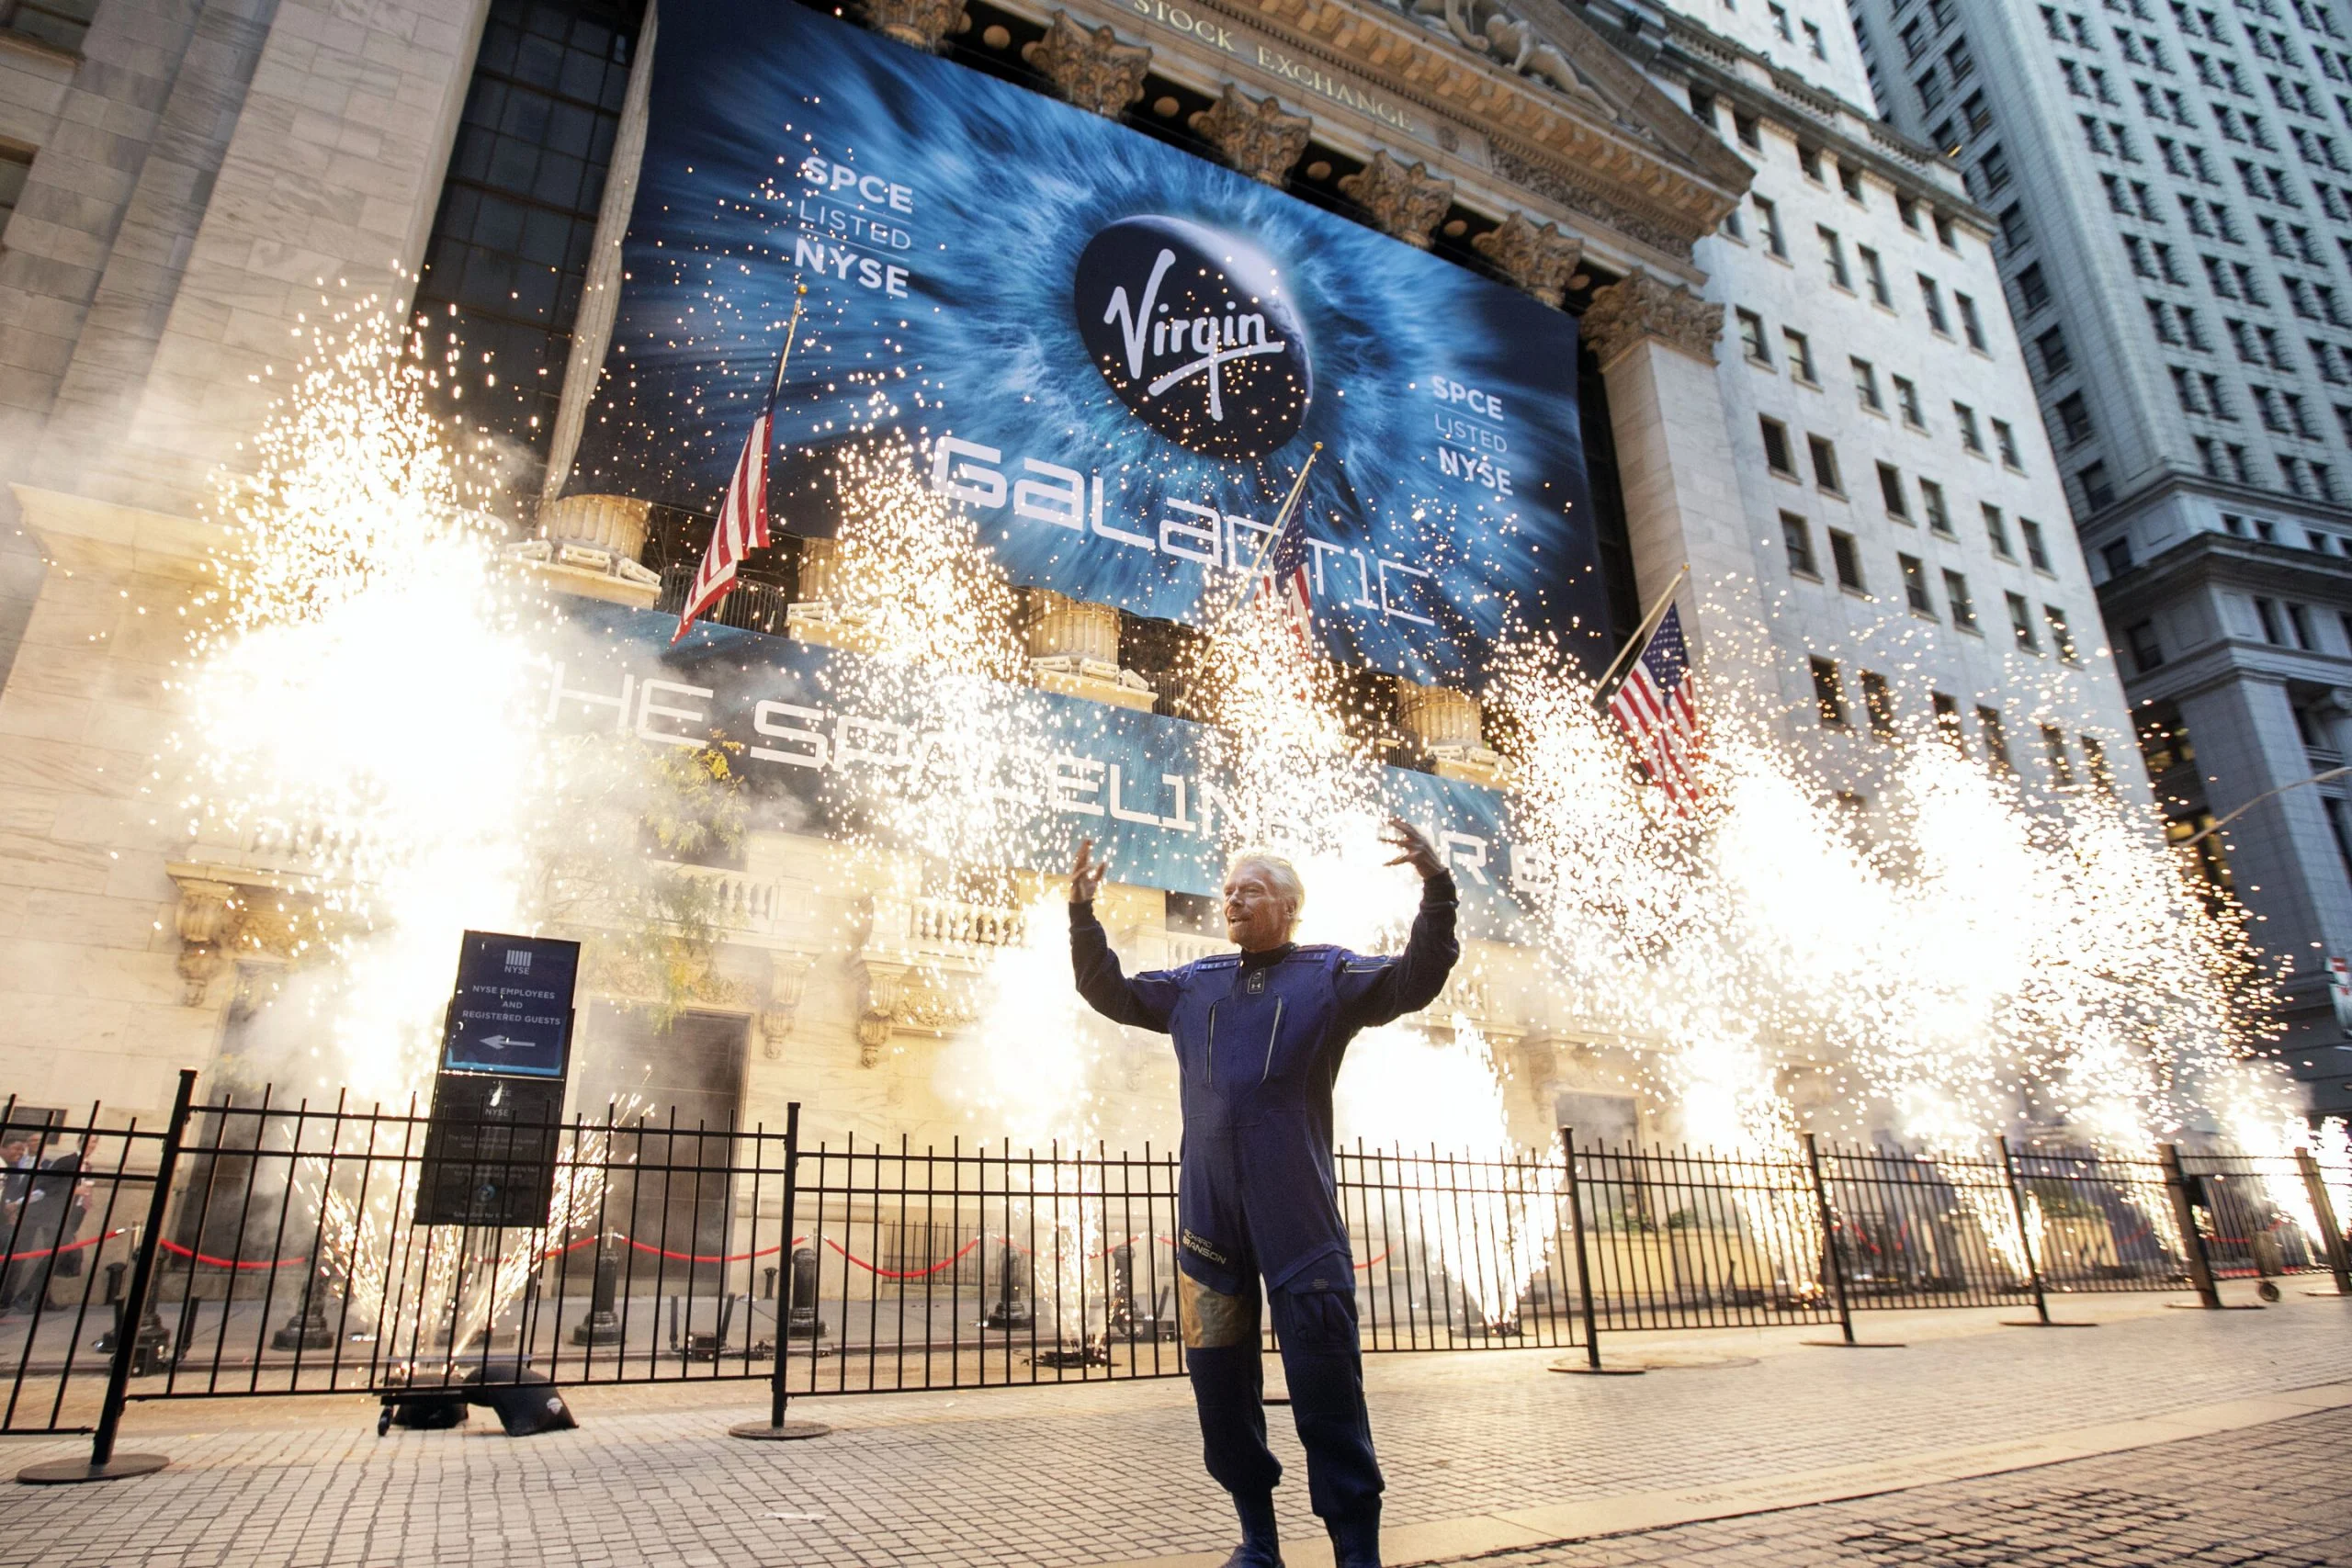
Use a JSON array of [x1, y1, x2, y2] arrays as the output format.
[[1069, 874, 1459, 1550]]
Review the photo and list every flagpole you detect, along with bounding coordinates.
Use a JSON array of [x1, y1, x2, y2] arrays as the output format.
[[1592, 563, 1690, 698], [671, 286, 809, 646], [771, 283, 807, 400], [1207, 443, 1321, 640]]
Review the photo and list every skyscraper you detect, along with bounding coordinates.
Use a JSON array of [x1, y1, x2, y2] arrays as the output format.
[[1846, 0, 2352, 1114]]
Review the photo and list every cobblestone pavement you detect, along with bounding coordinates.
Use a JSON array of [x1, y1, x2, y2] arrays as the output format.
[[1472, 1405, 2352, 1567], [0, 1292, 2340, 1567]]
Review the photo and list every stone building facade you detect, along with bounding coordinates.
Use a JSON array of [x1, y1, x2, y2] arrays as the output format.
[[0, 0, 2160, 1145], [1846, 0, 2352, 1116]]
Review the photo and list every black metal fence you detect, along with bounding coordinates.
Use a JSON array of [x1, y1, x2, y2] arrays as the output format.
[[5, 1079, 2347, 1448]]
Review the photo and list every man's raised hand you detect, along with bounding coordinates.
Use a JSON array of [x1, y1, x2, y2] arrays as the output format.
[[1070, 838, 1108, 902], [1379, 816, 1444, 880]]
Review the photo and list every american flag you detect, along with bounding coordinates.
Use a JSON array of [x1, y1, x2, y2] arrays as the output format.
[[1257, 503, 1315, 656], [673, 294, 804, 645], [671, 403, 774, 645], [1604, 603, 1704, 806]]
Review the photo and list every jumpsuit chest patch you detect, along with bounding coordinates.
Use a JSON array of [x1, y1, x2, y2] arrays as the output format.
[[1245, 970, 1267, 994]]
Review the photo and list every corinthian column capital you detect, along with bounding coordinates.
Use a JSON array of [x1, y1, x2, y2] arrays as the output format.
[[1188, 84, 1313, 186], [856, 0, 967, 52], [1472, 211, 1585, 309], [1338, 150, 1455, 249], [1580, 271, 1724, 368], [1022, 11, 1151, 118]]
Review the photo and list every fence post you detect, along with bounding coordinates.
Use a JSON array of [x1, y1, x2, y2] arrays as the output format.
[[19, 1068, 197, 1484], [731, 1100, 828, 1440], [1550, 1129, 1640, 1376], [1799, 1133, 1902, 1349], [1995, 1138, 2095, 1328], [2158, 1143, 2225, 1310], [2293, 1146, 2352, 1296]]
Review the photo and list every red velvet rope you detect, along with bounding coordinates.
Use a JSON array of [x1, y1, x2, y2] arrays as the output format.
[[0, 1228, 123, 1264]]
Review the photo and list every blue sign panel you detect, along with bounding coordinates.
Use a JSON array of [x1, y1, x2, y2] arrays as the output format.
[[441, 931, 580, 1079], [552, 606, 1539, 942], [568, 0, 1611, 691]]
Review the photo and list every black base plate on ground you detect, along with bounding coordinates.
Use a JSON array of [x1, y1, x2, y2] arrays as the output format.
[[729, 1420, 831, 1440], [17, 1453, 169, 1484], [1801, 1338, 1905, 1348], [2001, 1319, 2098, 1327]]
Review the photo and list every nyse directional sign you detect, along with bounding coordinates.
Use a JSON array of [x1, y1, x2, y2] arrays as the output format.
[[441, 931, 579, 1078], [418, 931, 580, 1227]]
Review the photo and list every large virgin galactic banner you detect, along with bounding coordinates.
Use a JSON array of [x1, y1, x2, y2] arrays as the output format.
[[570, 0, 1611, 688]]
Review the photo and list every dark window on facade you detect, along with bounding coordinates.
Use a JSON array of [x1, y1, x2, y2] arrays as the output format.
[[411, 0, 648, 476], [1860, 671, 1897, 737], [2041, 724, 2077, 785], [1976, 705, 2012, 768], [2016, 262, 2052, 312], [1808, 434, 1843, 492], [0, 145, 28, 238], [1811, 657, 1850, 728], [2124, 618, 2162, 671], [2056, 392, 2096, 444], [1901, 553, 1935, 614], [1933, 691, 1966, 749], [2102, 537, 2133, 575], [2021, 517, 2055, 570], [1761, 416, 1797, 475], [2, 0, 98, 54], [1944, 569, 1979, 629], [1878, 461, 1910, 518], [2078, 460, 2116, 507], [1782, 512, 1819, 577], [1829, 528, 1866, 591]]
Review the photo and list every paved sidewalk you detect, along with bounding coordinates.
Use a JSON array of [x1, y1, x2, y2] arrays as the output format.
[[1471, 1404, 2352, 1567], [0, 1291, 2341, 1567]]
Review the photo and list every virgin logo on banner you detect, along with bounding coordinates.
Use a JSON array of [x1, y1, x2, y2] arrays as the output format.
[[567, 0, 1611, 692]]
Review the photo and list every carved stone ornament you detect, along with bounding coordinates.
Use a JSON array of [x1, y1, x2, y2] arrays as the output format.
[[1022, 11, 1150, 118], [856, 0, 967, 51], [854, 961, 981, 1066], [1472, 211, 1585, 309], [1338, 151, 1456, 249], [1578, 271, 1724, 369], [759, 952, 815, 1061], [1188, 85, 1313, 186], [169, 876, 241, 1006]]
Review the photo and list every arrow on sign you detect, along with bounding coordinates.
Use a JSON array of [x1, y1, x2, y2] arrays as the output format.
[[476, 1035, 520, 1051]]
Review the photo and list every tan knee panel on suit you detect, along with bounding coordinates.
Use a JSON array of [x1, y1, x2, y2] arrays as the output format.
[[1177, 1273, 1259, 1348]]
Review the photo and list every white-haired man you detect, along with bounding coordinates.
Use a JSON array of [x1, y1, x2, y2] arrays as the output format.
[[1068, 819, 1458, 1568]]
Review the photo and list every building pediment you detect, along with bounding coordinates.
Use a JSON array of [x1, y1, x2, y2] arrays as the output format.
[[1012, 0, 1747, 262]]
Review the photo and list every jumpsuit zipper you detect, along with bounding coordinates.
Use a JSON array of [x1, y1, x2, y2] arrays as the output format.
[[1204, 1000, 1218, 1085], [1261, 998, 1285, 1082]]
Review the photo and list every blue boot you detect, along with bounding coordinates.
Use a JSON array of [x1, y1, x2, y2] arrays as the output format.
[[1220, 1490, 1282, 1568], [1326, 1506, 1380, 1568]]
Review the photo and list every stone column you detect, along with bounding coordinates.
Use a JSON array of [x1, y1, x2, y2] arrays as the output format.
[[1396, 681, 1509, 786], [517, 493, 662, 606], [1472, 212, 1585, 308], [859, 0, 967, 50], [542, 4, 659, 502], [1023, 591, 1156, 711], [1022, 12, 1150, 118], [1189, 85, 1313, 186], [1338, 151, 1455, 248], [1577, 271, 1758, 653]]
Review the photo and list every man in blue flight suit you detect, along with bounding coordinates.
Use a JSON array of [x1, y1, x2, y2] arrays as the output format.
[[1068, 818, 1458, 1568]]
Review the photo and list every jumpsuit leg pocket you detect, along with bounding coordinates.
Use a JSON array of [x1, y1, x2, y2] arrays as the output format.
[[1268, 1271, 1360, 1357]]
